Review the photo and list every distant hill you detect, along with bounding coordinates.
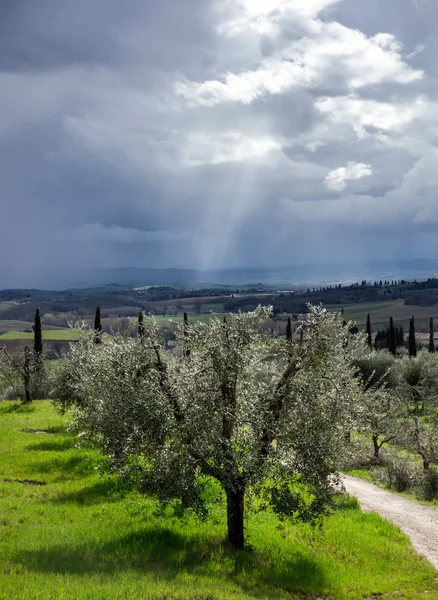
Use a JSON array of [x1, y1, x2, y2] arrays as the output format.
[[3, 260, 438, 290]]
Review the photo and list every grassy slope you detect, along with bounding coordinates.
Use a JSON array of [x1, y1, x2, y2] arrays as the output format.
[[0, 402, 438, 600], [0, 330, 80, 341]]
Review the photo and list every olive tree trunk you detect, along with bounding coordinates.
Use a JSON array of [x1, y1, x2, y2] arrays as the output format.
[[226, 487, 245, 550], [372, 434, 381, 463]]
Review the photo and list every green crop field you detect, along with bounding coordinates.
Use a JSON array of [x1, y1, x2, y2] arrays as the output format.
[[0, 400, 437, 599], [0, 329, 81, 341]]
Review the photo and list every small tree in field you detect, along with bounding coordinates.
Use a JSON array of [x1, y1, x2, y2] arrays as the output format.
[[429, 318, 435, 354], [65, 306, 366, 549], [0, 345, 34, 403]]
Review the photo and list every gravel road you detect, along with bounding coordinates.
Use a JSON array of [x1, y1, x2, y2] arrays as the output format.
[[343, 474, 438, 569]]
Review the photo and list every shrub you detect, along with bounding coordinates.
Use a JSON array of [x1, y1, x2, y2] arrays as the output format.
[[340, 438, 373, 470], [422, 468, 438, 501], [384, 456, 419, 492]]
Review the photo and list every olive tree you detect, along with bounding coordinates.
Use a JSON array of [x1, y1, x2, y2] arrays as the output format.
[[399, 415, 438, 471], [354, 352, 407, 462], [64, 305, 366, 549], [0, 345, 46, 403], [395, 351, 438, 470], [397, 351, 438, 415], [361, 386, 407, 463]]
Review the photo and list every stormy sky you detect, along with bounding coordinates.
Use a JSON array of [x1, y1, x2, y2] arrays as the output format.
[[2, 0, 438, 283]]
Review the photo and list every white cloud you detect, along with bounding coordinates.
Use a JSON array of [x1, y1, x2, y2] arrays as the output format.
[[175, 19, 423, 107], [325, 162, 373, 191], [305, 140, 326, 152], [282, 149, 438, 226], [182, 132, 282, 166], [217, 0, 341, 36], [316, 95, 429, 138], [405, 43, 425, 59]]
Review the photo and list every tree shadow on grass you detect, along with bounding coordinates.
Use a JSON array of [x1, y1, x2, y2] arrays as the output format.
[[14, 527, 328, 598], [25, 439, 76, 452], [53, 479, 130, 505], [26, 454, 100, 481], [0, 402, 35, 414]]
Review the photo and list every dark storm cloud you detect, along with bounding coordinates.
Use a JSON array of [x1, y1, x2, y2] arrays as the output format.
[[0, 0, 216, 72], [1, 0, 438, 286]]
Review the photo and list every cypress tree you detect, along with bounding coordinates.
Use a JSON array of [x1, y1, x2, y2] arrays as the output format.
[[33, 308, 43, 355], [366, 313, 372, 349], [409, 317, 417, 358], [94, 306, 102, 344], [286, 317, 292, 342], [183, 312, 190, 358], [138, 310, 144, 339], [398, 326, 404, 347], [388, 317, 396, 356], [429, 317, 435, 353], [94, 306, 102, 332]]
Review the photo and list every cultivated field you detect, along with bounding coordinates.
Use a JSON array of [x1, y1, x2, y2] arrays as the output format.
[[0, 401, 437, 599], [328, 300, 438, 331], [0, 329, 81, 341], [0, 320, 69, 334]]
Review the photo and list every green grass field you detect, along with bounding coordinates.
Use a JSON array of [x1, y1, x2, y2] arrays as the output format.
[[1, 401, 438, 599], [0, 329, 80, 341]]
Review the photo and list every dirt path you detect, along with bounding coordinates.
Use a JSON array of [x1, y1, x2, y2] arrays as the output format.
[[342, 475, 438, 569]]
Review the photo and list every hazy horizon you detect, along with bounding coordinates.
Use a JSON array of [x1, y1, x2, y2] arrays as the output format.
[[4, 258, 438, 290]]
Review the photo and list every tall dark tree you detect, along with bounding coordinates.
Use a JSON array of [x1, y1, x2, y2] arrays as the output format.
[[94, 306, 102, 344], [429, 317, 435, 353], [409, 317, 417, 358], [388, 317, 397, 356], [138, 310, 145, 339], [398, 326, 404, 348], [286, 317, 292, 342], [183, 312, 190, 358], [366, 313, 372, 349], [33, 308, 43, 355]]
